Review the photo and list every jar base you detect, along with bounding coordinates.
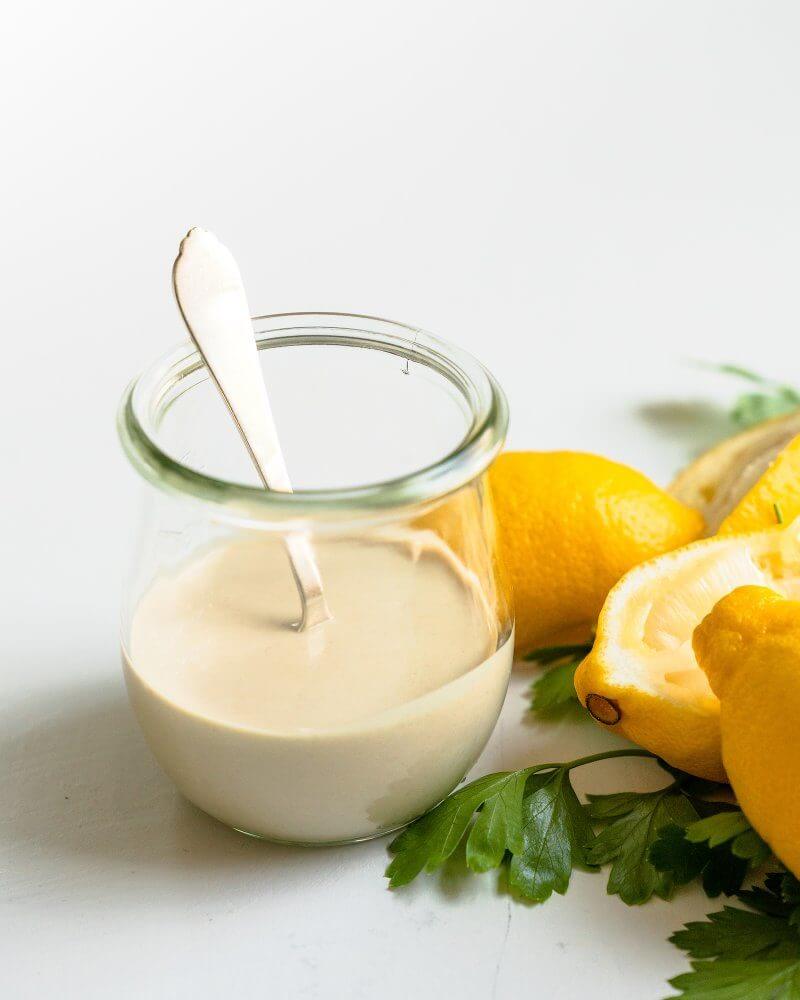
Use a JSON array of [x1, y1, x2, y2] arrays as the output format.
[[230, 821, 411, 848]]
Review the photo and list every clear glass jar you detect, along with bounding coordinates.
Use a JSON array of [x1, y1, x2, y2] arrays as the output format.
[[118, 313, 513, 845]]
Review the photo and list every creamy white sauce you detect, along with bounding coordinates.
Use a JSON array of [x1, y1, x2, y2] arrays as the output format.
[[124, 532, 512, 843]]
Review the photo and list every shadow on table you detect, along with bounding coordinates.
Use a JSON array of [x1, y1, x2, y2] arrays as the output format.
[[635, 398, 735, 461], [0, 677, 325, 885]]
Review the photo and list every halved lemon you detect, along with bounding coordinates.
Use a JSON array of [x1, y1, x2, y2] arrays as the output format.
[[670, 411, 800, 534], [573, 519, 800, 781]]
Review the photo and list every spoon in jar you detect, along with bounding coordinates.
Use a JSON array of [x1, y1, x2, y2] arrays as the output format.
[[172, 227, 332, 631]]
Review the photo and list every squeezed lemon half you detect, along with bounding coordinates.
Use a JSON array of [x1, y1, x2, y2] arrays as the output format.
[[574, 519, 800, 781], [670, 411, 800, 534]]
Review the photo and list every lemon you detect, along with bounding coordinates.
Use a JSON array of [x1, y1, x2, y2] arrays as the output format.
[[693, 585, 800, 876], [489, 452, 705, 656], [670, 411, 800, 533], [573, 520, 800, 781]]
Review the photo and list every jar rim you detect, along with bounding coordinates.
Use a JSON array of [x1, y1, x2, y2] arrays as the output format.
[[117, 312, 509, 521]]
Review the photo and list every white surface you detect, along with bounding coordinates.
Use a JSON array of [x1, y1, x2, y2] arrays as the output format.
[[3, 2, 800, 998]]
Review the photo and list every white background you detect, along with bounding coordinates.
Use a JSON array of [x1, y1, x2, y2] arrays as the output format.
[[3, 2, 800, 998]]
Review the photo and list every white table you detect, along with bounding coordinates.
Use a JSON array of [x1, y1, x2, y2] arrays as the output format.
[[4, 3, 800, 997]]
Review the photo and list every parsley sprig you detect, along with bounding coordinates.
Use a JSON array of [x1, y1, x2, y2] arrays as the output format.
[[386, 750, 767, 906], [585, 782, 700, 904], [387, 749, 649, 901], [386, 749, 648, 899]]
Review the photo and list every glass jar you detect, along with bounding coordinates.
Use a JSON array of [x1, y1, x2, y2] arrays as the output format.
[[118, 313, 513, 845]]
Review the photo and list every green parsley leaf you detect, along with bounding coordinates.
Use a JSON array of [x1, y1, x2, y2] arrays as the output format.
[[586, 786, 699, 904], [649, 823, 710, 886], [386, 765, 595, 900], [686, 812, 753, 849], [507, 767, 595, 902], [650, 811, 766, 899], [739, 873, 797, 918], [526, 641, 592, 718], [782, 874, 800, 908], [385, 771, 520, 887], [733, 389, 800, 428], [669, 958, 800, 998], [530, 658, 582, 716], [731, 829, 772, 867], [705, 363, 800, 429], [780, 875, 800, 931], [586, 790, 654, 820], [670, 905, 800, 962], [686, 810, 772, 869], [698, 850, 751, 900], [464, 769, 528, 872], [649, 822, 749, 897], [667, 877, 800, 998], [386, 748, 668, 901]]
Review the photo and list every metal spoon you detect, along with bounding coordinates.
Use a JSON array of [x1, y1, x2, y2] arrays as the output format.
[[172, 227, 331, 631]]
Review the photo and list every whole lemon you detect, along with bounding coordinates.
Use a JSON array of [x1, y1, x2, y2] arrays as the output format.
[[693, 586, 800, 876], [489, 451, 705, 656]]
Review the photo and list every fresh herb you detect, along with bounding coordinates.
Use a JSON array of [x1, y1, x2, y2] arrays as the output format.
[[776, 502, 786, 525], [650, 810, 769, 899], [386, 746, 775, 906], [525, 641, 593, 717], [739, 873, 800, 920], [384, 749, 759, 906], [686, 810, 771, 865], [672, 902, 799, 961], [585, 785, 700, 903], [783, 876, 800, 928], [708, 363, 800, 429], [386, 749, 654, 899], [506, 765, 598, 901], [529, 659, 583, 716], [384, 771, 526, 888], [670, 957, 800, 998], [668, 872, 800, 997]]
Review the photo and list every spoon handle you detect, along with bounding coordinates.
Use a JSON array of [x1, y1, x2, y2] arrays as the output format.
[[172, 228, 331, 630]]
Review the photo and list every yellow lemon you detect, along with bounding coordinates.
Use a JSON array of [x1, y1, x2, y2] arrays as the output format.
[[489, 452, 704, 656], [574, 521, 800, 781], [670, 411, 800, 534], [693, 586, 800, 876]]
